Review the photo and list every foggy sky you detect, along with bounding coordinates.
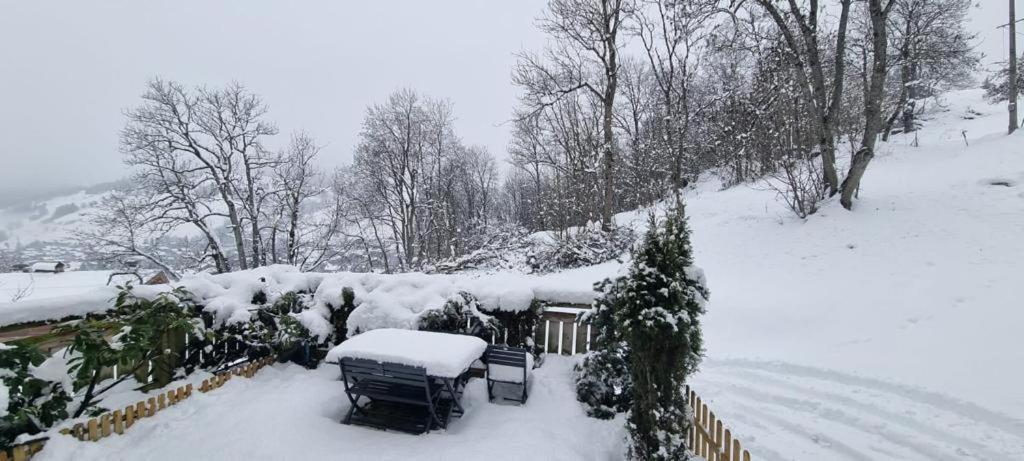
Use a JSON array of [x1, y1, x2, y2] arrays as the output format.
[[0, 1, 1015, 194]]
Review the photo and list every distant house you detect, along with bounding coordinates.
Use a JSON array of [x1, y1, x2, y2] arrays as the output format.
[[29, 261, 66, 273], [11, 263, 30, 273], [145, 271, 171, 285]]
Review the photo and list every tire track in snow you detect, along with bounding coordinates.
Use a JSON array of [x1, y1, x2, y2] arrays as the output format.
[[701, 368, 1010, 459], [707, 359, 1024, 436], [718, 398, 880, 461], [699, 378, 997, 460], [693, 359, 1024, 460]]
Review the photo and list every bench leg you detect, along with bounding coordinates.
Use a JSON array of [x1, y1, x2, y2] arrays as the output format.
[[343, 396, 358, 424], [444, 379, 465, 415]]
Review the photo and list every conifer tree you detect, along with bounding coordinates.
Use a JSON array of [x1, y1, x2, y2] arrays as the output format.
[[617, 200, 708, 460]]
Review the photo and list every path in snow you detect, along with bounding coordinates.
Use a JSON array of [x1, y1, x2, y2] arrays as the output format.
[[691, 360, 1024, 461]]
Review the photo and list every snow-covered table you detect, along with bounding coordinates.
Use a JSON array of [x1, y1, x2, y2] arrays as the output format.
[[326, 328, 488, 378], [327, 329, 488, 427]]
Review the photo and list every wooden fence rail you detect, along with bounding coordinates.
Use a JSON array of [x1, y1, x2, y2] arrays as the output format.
[[686, 385, 752, 461]]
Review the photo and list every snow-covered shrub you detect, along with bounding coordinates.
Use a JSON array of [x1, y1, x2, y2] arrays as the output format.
[[613, 202, 709, 460], [320, 286, 356, 341], [418, 291, 498, 341], [482, 299, 543, 355], [0, 344, 71, 447], [532, 224, 636, 273], [574, 347, 632, 419], [575, 277, 632, 419]]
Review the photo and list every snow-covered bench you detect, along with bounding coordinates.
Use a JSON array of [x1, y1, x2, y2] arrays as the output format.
[[485, 345, 532, 404]]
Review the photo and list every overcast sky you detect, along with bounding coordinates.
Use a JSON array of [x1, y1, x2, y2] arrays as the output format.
[[0, 1, 1015, 194]]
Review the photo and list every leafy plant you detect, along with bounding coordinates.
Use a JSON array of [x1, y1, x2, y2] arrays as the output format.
[[59, 285, 201, 417], [0, 344, 71, 447]]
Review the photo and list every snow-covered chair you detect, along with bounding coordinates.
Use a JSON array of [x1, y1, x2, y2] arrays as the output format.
[[484, 345, 532, 404]]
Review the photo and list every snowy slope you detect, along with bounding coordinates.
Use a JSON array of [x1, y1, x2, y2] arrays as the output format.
[[679, 89, 1024, 459], [0, 189, 109, 247]]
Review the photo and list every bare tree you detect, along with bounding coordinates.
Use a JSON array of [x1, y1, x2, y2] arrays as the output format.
[[752, 0, 853, 196], [74, 190, 181, 279], [882, 0, 979, 140], [122, 79, 278, 271], [515, 0, 633, 230], [633, 0, 722, 189], [841, 0, 896, 209], [267, 132, 325, 267]]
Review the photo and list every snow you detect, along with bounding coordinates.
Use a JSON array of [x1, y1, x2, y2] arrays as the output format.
[[325, 329, 487, 379], [0, 264, 602, 332], [0, 271, 160, 326], [0, 380, 8, 418], [28, 262, 63, 272], [35, 357, 625, 461], [678, 89, 1024, 459], [9, 88, 1024, 460]]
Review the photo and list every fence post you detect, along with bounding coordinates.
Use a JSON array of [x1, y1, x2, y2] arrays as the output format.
[[87, 418, 99, 442], [100, 413, 111, 438], [112, 409, 123, 435]]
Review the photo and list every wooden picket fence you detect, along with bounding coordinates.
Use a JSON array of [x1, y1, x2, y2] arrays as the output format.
[[0, 438, 45, 461], [538, 306, 595, 355], [0, 356, 276, 461], [686, 385, 752, 461], [59, 356, 275, 443]]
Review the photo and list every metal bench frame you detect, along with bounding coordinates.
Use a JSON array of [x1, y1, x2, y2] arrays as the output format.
[[485, 345, 530, 404]]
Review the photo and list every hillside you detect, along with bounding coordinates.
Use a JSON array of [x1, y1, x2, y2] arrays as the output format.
[[676, 89, 1024, 459]]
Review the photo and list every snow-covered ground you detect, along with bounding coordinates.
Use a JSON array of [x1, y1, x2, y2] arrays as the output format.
[[0, 271, 115, 304], [679, 89, 1024, 459], [0, 271, 147, 325], [36, 357, 625, 461]]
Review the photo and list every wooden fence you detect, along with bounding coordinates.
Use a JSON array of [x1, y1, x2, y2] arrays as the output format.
[[59, 356, 275, 443], [0, 438, 45, 461], [0, 356, 276, 461], [538, 306, 595, 355], [686, 385, 752, 461]]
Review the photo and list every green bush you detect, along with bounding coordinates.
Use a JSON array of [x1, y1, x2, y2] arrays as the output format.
[[0, 344, 71, 447]]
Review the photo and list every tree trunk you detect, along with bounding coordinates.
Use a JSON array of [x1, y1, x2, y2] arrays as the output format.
[[841, 0, 891, 210], [601, 68, 617, 231], [219, 182, 248, 270]]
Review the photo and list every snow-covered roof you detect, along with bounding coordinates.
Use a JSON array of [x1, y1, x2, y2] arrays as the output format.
[[29, 261, 64, 271]]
